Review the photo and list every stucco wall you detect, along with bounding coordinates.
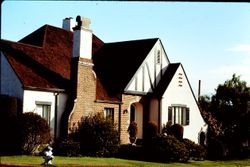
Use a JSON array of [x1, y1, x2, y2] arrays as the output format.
[[0, 52, 23, 100], [23, 90, 67, 138], [161, 65, 206, 143], [125, 39, 170, 93]]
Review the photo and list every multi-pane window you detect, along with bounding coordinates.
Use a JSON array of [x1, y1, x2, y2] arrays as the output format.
[[168, 105, 189, 126], [104, 107, 114, 122], [36, 102, 51, 126], [156, 50, 161, 64]]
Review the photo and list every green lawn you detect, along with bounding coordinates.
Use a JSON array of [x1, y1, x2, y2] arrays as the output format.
[[0, 155, 250, 167]]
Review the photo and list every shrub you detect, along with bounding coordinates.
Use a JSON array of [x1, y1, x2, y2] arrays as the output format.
[[0, 112, 51, 155], [144, 122, 158, 146], [19, 112, 51, 154], [53, 138, 80, 157], [76, 113, 120, 157], [168, 124, 184, 140], [0, 115, 21, 155], [146, 135, 189, 162], [127, 121, 138, 138], [182, 138, 207, 160]]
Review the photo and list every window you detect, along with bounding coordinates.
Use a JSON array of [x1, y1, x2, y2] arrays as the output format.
[[157, 50, 161, 64], [104, 107, 114, 122], [168, 105, 189, 126], [36, 102, 51, 126]]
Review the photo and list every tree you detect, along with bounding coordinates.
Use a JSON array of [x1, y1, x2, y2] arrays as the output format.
[[199, 74, 250, 159]]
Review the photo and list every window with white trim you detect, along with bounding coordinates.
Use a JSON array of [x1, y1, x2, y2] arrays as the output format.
[[36, 101, 51, 126], [104, 107, 114, 122], [168, 105, 189, 126]]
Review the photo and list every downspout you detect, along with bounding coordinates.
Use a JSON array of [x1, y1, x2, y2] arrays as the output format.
[[118, 103, 121, 141], [54, 92, 59, 140]]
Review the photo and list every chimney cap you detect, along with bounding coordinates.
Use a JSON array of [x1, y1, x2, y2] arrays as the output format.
[[75, 15, 91, 29]]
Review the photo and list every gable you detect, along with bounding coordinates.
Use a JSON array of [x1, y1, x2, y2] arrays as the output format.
[[93, 38, 158, 95], [124, 39, 170, 94]]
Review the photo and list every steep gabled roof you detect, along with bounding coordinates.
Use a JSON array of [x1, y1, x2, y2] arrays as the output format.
[[154, 63, 181, 97], [1, 25, 104, 91], [93, 38, 158, 94]]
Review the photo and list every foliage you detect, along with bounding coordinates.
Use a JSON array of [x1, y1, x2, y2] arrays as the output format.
[[147, 135, 189, 162], [199, 74, 250, 159], [144, 121, 158, 146], [182, 138, 207, 160], [75, 113, 120, 157], [127, 121, 138, 138], [53, 138, 80, 157], [0, 112, 51, 155], [168, 124, 184, 140], [0, 115, 21, 155], [19, 112, 52, 154]]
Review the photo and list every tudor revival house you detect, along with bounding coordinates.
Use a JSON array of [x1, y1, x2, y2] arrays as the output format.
[[0, 16, 206, 143]]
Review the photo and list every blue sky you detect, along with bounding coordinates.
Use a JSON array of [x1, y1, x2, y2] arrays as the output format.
[[1, 1, 250, 96]]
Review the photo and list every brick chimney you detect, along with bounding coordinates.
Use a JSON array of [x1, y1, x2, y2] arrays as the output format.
[[62, 17, 75, 32], [68, 16, 96, 131]]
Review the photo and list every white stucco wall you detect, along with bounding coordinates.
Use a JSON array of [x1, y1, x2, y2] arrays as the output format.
[[125, 39, 170, 94], [23, 90, 67, 138], [72, 28, 92, 59], [161, 65, 206, 143], [0, 52, 23, 100]]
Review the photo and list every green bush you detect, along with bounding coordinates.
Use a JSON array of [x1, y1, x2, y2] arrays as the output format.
[[182, 138, 207, 160], [168, 124, 184, 140], [54, 139, 80, 157], [144, 122, 158, 146], [19, 112, 51, 154], [76, 113, 120, 157], [146, 135, 189, 162], [0, 112, 51, 155], [0, 115, 21, 155]]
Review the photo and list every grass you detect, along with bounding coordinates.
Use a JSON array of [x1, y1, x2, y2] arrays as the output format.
[[0, 155, 250, 167]]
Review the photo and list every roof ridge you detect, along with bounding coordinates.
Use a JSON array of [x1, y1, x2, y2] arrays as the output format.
[[106, 38, 159, 44], [1, 39, 44, 50]]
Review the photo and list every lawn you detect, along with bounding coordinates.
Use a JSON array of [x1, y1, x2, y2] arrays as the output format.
[[0, 155, 250, 167]]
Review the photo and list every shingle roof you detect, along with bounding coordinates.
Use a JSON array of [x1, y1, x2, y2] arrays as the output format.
[[93, 38, 158, 94], [154, 63, 181, 97], [1, 24, 158, 101], [1, 25, 104, 91]]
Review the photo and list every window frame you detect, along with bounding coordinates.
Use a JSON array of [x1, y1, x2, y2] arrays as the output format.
[[104, 107, 114, 123], [168, 105, 189, 126], [35, 101, 52, 126]]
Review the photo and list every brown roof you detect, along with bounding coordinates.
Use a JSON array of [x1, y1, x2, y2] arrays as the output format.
[[1, 25, 104, 91], [1, 24, 158, 102]]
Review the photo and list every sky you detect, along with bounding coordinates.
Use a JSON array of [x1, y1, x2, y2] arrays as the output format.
[[1, 1, 250, 97]]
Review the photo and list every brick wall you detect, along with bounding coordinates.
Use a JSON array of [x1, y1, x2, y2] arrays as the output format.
[[68, 58, 97, 130], [68, 57, 145, 144], [120, 94, 142, 144]]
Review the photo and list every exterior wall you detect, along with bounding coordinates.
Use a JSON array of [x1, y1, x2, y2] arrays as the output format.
[[161, 65, 206, 143], [125, 39, 170, 94], [0, 52, 23, 100], [149, 98, 159, 124], [120, 94, 142, 144], [68, 59, 97, 130], [23, 90, 67, 138], [72, 29, 92, 59]]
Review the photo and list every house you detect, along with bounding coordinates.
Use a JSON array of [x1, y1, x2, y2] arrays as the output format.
[[0, 16, 206, 144]]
